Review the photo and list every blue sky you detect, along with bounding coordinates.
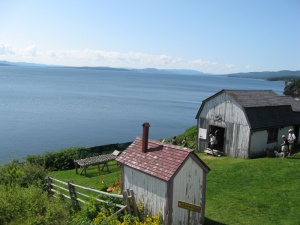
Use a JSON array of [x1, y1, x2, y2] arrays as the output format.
[[0, 0, 299, 74]]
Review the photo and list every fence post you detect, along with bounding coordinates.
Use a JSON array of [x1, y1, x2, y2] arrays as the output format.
[[123, 190, 131, 214], [68, 181, 80, 210], [123, 189, 138, 216], [47, 176, 53, 196], [130, 190, 138, 217]]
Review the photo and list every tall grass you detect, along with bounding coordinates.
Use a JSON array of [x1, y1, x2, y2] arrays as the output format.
[[0, 184, 70, 225]]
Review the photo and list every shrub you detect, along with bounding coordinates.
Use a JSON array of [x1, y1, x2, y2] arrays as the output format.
[[0, 160, 47, 188], [92, 212, 162, 225], [0, 184, 70, 225], [283, 78, 300, 97], [25, 147, 83, 171], [69, 197, 162, 225]]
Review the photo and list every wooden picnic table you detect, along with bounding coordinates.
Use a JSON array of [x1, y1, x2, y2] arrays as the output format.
[[74, 150, 120, 176]]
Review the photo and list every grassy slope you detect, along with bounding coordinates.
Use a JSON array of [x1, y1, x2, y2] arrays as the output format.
[[203, 153, 300, 225], [48, 160, 121, 191], [49, 150, 300, 225]]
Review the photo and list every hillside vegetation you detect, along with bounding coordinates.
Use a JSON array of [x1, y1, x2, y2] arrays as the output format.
[[1, 126, 299, 224], [283, 79, 300, 98], [48, 147, 300, 225]]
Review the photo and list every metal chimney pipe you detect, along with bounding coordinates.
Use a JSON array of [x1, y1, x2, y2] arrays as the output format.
[[142, 122, 150, 153]]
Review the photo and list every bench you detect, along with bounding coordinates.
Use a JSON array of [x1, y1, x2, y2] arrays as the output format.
[[74, 150, 120, 176]]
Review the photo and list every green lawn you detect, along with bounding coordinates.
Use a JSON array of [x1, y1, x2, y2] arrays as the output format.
[[49, 149, 300, 225], [202, 151, 300, 225], [48, 160, 121, 192]]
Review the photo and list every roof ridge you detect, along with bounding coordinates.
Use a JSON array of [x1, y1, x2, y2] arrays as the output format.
[[116, 137, 205, 181]]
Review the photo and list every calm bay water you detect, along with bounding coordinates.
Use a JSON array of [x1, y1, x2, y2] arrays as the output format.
[[0, 66, 284, 163]]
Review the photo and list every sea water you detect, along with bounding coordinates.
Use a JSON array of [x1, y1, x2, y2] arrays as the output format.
[[0, 66, 284, 163]]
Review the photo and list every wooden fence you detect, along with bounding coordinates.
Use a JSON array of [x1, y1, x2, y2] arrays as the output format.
[[46, 176, 138, 217]]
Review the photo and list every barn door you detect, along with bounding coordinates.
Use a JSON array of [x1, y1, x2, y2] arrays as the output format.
[[209, 126, 225, 151]]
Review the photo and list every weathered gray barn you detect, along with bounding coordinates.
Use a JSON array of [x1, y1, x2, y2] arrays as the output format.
[[116, 123, 210, 225], [196, 89, 300, 158]]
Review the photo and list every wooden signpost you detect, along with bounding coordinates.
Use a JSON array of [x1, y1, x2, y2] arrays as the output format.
[[178, 200, 201, 225]]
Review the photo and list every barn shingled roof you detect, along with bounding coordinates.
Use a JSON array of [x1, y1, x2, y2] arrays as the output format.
[[116, 137, 210, 181], [225, 90, 286, 107], [244, 106, 296, 130], [281, 96, 300, 112]]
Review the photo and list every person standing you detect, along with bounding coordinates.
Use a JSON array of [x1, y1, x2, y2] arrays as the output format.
[[287, 129, 296, 156], [172, 136, 177, 145], [281, 135, 289, 158], [181, 137, 188, 147], [209, 134, 217, 150]]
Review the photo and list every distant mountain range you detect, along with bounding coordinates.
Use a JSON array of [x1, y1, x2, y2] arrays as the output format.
[[130, 68, 206, 75], [0, 60, 51, 67], [1, 60, 299, 80], [226, 71, 300, 81], [0, 60, 206, 75]]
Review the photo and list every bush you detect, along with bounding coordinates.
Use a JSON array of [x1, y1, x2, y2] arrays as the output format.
[[69, 197, 162, 225], [0, 184, 70, 225], [0, 160, 47, 188], [283, 78, 300, 97], [25, 147, 83, 171]]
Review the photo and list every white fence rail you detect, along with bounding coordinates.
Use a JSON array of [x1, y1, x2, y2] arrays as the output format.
[[46, 176, 137, 217]]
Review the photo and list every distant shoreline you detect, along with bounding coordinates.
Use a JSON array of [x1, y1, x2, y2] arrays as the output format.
[[1, 60, 300, 79]]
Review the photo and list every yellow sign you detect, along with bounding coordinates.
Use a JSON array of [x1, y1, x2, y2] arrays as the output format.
[[178, 201, 201, 213]]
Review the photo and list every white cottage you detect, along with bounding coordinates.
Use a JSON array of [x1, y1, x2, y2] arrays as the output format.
[[196, 89, 300, 158], [116, 123, 210, 225]]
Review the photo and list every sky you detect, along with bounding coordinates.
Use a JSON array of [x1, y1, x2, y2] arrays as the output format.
[[0, 0, 299, 74]]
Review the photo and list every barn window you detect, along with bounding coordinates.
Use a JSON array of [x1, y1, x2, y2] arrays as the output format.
[[267, 128, 278, 143]]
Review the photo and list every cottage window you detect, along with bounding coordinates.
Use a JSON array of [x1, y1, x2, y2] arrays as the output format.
[[267, 128, 278, 143]]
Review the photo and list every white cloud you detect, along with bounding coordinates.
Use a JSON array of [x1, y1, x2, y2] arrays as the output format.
[[46, 50, 57, 58], [19, 45, 37, 57], [0, 43, 14, 55], [0, 43, 236, 73], [187, 59, 235, 74], [225, 63, 234, 68]]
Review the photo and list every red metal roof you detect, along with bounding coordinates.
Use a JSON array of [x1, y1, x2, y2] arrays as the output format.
[[116, 137, 209, 181]]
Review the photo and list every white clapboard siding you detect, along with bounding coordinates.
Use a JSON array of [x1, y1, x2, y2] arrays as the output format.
[[199, 92, 251, 158], [200, 93, 248, 125], [123, 166, 167, 218], [231, 123, 250, 158], [172, 157, 205, 225]]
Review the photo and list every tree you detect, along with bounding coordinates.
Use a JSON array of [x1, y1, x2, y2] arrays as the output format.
[[283, 79, 300, 98]]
